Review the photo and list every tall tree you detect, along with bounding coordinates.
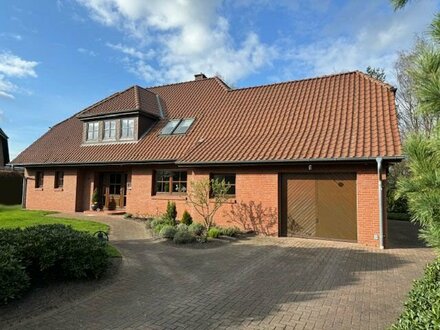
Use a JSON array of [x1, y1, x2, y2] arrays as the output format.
[[366, 66, 386, 82]]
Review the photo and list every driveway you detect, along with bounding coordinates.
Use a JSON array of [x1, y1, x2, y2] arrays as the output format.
[[0, 215, 434, 330]]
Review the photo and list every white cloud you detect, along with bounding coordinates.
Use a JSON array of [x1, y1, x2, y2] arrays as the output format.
[[0, 33, 22, 41], [77, 47, 97, 56], [0, 52, 38, 99], [287, 0, 437, 84], [0, 109, 4, 123], [77, 0, 276, 84]]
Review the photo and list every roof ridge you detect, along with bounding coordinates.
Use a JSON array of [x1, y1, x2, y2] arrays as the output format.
[[146, 77, 219, 90], [134, 85, 140, 110], [76, 85, 137, 117], [229, 71, 360, 93], [213, 76, 231, 91]]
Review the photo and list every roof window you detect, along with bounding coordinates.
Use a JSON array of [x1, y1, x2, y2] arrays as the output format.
[[160, 118, 195, 135]]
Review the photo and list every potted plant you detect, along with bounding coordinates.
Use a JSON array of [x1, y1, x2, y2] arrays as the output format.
[[91, 188, 99, 211]]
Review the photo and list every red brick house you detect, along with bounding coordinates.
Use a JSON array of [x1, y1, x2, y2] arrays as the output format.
[[12, 71, 402, 248]]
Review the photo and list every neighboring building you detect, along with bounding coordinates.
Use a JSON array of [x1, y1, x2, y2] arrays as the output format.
[[0, 128, 9, 167], [11, 71, 402, 248]]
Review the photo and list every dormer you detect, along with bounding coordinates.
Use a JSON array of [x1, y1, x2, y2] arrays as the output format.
[[77, 85, 162, 144]]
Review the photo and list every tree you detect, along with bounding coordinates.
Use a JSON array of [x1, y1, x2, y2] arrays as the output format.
[[392, 0, 440, 251], [186, 178, 230, 237], [366, 66, 386, 82]]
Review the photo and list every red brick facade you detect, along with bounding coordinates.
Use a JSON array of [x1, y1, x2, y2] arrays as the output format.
[[24, 162, 386, 248]]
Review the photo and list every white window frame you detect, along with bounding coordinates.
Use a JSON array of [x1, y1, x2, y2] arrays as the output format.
[[103, 120, 116, 140], [87, 122, 99, 141], [121, 118, 135, 139]]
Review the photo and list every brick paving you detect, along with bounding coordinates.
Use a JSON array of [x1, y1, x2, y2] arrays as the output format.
[[0, 217, 434, 330]]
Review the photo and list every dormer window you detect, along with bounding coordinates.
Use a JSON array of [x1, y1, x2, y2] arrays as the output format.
[[121, 118, 134, 139], [103, 120, 116, 140], [87, 122, 99, 141]]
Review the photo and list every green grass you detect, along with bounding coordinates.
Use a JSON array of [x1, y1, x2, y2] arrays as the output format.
[[0, 205, 108, 234], [0, 205, 122, 258]]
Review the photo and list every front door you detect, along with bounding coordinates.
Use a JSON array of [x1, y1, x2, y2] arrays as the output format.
[[102, 173, 126, 210]]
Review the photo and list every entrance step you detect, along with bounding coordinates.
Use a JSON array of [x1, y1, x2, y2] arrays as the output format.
[[83, 210, 126, 216]]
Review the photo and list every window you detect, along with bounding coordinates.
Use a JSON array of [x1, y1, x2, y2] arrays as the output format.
[[173, 118, 195, 134], [155, 170, 187, 194], [35, 171, 44, 188], [54, 171, 64, 189], [121, 118, 135, 139], [109, 174, 122, 195], [87, 122, 99, 141], [210, 174, 236, 196], [103, 120, 116, 140], [160, 119, 181, 135]]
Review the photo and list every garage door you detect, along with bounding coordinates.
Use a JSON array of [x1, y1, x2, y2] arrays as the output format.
[[281, 173, 357, 241]]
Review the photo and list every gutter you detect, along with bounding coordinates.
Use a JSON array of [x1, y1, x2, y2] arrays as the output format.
[[12, 159, 177, 168], [376, 157, 385, 249]]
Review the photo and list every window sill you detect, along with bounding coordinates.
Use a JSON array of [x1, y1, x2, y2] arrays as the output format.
[[54, 188, 64, 192], [34, 188, 43, 191], [209, 197, 237, 204], [152, 194, 187, 201]]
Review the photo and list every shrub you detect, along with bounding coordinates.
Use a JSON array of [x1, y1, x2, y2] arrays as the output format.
[[160, 225, 177, 239], [151, 216, 174, 233], [0, 245, 30, 304], [391, 258, 440, 329], [181, 210, 193, 225], [207, 227, 221, 238], [219, 226, 241, 237], [176, 223, 188, 232], [188, 223, 204, 236], [123, 213, 132, 219], [173, 230, 196, 244], [166, 201, 177, 223]]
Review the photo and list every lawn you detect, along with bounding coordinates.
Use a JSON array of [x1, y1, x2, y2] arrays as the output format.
[[0, 205, 108, 234], [0, 205, 121, 257]]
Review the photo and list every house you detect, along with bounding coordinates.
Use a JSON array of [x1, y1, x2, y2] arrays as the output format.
[[11, 71, 402, 248], [0, 128, 9, 168]]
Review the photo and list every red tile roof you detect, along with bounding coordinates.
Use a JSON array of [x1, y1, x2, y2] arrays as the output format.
[[12, 71, 402, 166]]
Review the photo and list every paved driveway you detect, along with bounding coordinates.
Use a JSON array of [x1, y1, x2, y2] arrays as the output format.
[[0, 216, 434, 330]]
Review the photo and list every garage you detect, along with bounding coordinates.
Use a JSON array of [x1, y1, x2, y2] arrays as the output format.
[[281, 173, 357, 241]]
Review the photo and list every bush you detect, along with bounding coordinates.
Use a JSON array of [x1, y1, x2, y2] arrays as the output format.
[[160, 225, 177, 239], [0, 225, 110, 304], [176, 223, 189, 232], [151, 216, 175, 233], [0, 245, 30, 304], [181, 210, 193, 225], [123, 213, 132, 219], [391, 258, 440, 329], [166, 201, 177, 222], [218, 226, 241, 237], [207, 227, 221, 238], [173, 230, 196, 244], [188, 223, 204, 236]]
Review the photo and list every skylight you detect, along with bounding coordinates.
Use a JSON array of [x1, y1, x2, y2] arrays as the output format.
[[173, 118, 195, 134], [160, 118, 195, 135], [161, 119, 181, 135]]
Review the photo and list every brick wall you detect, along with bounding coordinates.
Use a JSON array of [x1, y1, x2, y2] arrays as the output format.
[[25, 168, 78, 212]]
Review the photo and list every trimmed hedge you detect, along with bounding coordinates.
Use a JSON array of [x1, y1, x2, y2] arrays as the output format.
[[391, 258, 440, 329], [0, 224, 110, 304]]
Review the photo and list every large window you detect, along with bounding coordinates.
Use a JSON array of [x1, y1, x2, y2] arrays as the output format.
[[54, 171, 64, 189], [121, 118, 135, 139], [160, 118, 195, 135], [35, 171, 44, 188], [155, 170, 187, 194], [210, 173, 236, 196], [103, 120, 116, 140], [87, 122, 99, 141]]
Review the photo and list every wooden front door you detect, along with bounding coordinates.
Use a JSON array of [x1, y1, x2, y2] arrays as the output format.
[[102, 173, 126, 210]]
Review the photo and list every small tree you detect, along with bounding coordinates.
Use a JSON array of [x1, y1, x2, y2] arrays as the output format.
[[181, 210, 193, 225], [366, 66, 386, 82], [166, 201, 177, 223], [186, 178, 231, 236]]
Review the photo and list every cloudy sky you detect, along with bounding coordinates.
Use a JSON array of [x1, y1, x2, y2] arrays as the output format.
[[0, 0, 438, 159]]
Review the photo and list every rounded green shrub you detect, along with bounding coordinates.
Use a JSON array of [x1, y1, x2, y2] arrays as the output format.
[[392, 258, 440, 329], [181, 210, 193, 225], [176, 223, 189, 232], [151, 216, 174, 233], [0, 245, 30, 304], [207, 227, 221, 238], [219, 226, 241, 237], [160, 225, 177, 239], [173, 230, 196, 244], [123, 213, 132, 219], [188, 223, 204, 236]]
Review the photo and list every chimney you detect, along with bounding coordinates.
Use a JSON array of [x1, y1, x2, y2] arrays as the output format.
[[194, 73, 207, 81]]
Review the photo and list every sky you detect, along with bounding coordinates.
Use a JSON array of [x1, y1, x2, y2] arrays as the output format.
[[0, 0, 438, 159]]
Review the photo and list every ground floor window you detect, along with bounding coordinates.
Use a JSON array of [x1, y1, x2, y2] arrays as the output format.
[[54, 171, 64, 189], [210, 173, 236, 196], [155, 170, 187, 194], [35, 171, 44, 188]]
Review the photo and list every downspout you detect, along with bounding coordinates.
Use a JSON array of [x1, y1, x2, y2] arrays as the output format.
[[21, 168, 27, 209], [376, 157, 384, 249]]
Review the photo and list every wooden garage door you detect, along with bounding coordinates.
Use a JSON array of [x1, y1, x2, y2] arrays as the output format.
[[282, 173, 357, 241]]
